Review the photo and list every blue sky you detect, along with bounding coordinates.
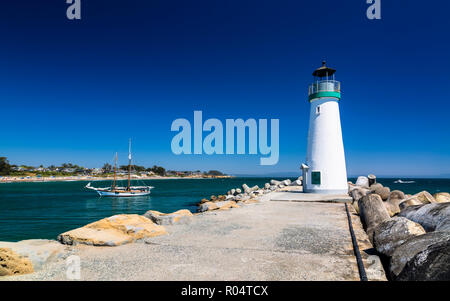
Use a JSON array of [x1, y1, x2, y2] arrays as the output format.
[[0, 0, 449, 177]]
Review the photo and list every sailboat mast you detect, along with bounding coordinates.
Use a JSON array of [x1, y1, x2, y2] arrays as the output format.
[[113, 152, 117, 191], [128, 138, 131, 190]]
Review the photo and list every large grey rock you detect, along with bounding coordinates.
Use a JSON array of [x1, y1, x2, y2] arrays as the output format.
[[398, 203, 450, 232], [282, 179, 291, 186], [350, 187, 370, 214], [264, 183, 270, 189], [390, 232, 450, 280], [373, 217, 425, 256], [355, 176, 369, 188], [370, 184, 390, 201], [358, 194, 391, 242], [144, 209, 193, 225], [242, 184, 250, 193], [270, 179, 281, 186], [389, 190, 406, 201]]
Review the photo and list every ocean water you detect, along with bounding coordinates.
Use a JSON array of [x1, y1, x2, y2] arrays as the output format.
[[0, 177, 449, 242]]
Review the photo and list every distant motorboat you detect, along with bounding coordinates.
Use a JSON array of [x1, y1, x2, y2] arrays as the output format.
[[394, 179, 415, 184], [86, 139, 153, 197]]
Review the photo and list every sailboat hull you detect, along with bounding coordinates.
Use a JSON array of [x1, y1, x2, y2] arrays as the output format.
[[95, 190, 151, 197]]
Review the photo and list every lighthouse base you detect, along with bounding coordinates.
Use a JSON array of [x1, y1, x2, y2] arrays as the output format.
[[303, 187, 348, 194]]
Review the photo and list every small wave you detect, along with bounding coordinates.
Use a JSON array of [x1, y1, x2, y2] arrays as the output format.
[[394, 179, 416, 184]]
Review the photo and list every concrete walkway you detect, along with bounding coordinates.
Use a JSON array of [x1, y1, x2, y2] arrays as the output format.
[[5, 191, 386, 281]]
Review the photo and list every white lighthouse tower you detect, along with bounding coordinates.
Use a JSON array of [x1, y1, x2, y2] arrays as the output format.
[[302, 61, 348, 194]]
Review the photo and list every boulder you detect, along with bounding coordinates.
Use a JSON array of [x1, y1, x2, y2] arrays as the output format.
[[270, 179, 281, 186], [215, 200, 240, 210], [368, 174, 376, 186], [398, 203, 450, 232], [370, 184, 390, 201], [216, 195, 227, 202], [373, 217, 426, 256], [198, 201, 219, 212], [57, 214, 167, 246], [413, 191, 436, 204], [264, 183, 270, 189], [355, 176, 369, 188], [210, 195, 217, 202], [383, 190, 407, 216], [0, 248, 34, 277], [389, 190, 405, 201], [399, 197, 423, 210], [251, 185, 259, 191], [242, 184, 250, 193], [235, 188, 242, 195], [434, 192, 450, 203], [350, 187, 370, 203], [390, 232, 450, 280], [144, 209, 193, 225], [230, 189, 236, 195], [200, 198, 209, 204], [384, 200, 401, 217], [358, 194, 391, 242], [0, 239, 66, 271], [282, 179, 291, 186], [290, 180, 302, 186]]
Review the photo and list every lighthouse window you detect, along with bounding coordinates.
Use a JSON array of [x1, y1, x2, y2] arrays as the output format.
[[316, 106, 321, 115], [311, 171, 321, 185]]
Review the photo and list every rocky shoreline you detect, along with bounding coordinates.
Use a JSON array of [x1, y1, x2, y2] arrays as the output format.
[[348, 175, 450, 280]]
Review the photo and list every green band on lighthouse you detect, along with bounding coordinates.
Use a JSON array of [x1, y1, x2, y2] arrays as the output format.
[[309, 91, 341, 102]]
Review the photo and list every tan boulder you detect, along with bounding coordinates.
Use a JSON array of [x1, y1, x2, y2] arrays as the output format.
[[198, 201, 219, 212], [384, 199, 401, 217], [434, 192, 450, 203], [399, 197, 423, 210], [413, 191, 436, 204], [144, 209, 193, 225], [217, 200, 240, 210], [57, 214, 167, 246], [384, 190, 405, 216], [0, 248, 34, 276]]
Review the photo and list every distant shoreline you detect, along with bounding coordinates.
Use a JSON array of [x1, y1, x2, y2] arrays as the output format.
[[0, 175, 233, 184]]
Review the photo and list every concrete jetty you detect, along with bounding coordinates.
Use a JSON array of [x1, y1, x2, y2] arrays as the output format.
[[4, 190, 386, 281]]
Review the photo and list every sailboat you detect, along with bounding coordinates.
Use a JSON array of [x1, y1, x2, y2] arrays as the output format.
[[85, 139, 153, 197]]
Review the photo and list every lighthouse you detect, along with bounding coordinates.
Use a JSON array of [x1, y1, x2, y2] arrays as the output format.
[[301, 61, 348, 194]]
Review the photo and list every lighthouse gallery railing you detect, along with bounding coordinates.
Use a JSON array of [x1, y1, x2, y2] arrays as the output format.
[[308, 80, 341, 96]]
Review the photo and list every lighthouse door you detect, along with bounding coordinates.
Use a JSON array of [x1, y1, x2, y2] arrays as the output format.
[[311, 171, 321, 185]]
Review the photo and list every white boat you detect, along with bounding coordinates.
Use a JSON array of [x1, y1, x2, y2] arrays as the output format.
[[86, 139, 153, 197]]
